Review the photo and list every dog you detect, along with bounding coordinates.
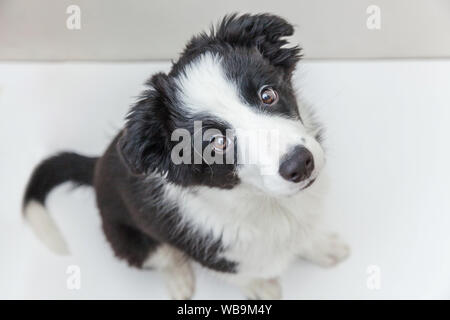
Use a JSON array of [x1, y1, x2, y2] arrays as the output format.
[[23, 13, 349, 299]]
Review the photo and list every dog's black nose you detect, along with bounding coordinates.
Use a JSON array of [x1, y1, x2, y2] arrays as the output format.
[[279, 146, 314, 183]]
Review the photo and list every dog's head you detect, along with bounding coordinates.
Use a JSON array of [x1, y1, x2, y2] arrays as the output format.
[[118, 13, 325, 196]]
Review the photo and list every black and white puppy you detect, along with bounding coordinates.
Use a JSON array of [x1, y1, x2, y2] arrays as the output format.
[[23, 13, 349, 299]]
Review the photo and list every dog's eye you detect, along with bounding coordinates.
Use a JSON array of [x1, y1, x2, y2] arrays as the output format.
[[259, 87, 278, 105], [210, 135, 230, 153]]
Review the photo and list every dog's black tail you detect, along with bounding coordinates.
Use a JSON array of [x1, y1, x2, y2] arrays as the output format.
[[22, 152, 98, 255]]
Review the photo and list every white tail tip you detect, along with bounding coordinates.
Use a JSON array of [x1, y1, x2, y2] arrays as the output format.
[[24, 200, 70, 255]]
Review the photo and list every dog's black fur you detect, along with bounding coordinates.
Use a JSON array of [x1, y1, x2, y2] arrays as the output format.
[[96, 134, 238, 270], [23, 13, 301, 272]]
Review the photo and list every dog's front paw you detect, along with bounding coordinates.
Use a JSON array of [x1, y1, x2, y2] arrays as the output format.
[[242, 278, 282, 300], [163, 263, 196, 300], [301, 233, 350, 267]]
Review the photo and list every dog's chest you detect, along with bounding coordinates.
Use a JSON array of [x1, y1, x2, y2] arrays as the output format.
[[220, 203, 306, 277], [170, 186, 316, 277]]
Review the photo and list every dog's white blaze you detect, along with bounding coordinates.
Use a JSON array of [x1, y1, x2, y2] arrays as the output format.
[[24, 201, 70, 255], [175, 53, 325, 196]]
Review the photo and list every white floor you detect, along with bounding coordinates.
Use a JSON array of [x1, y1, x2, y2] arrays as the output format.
[[1, 60, 450, 299]]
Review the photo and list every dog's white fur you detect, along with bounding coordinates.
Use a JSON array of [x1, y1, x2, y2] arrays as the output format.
[[143, 244, 195, 300], [24, 200, 70, 255]]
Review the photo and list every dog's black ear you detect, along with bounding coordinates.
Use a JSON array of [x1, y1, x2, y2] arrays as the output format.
[[117, 73, 178, 175], [216, 13, 301, 74]]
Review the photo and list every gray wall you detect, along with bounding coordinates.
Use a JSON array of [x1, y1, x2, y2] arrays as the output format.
[[1, 0, 449, 61]]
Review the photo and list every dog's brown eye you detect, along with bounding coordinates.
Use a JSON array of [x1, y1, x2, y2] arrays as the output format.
[[210, 135, 229, 152], [259, 87, 278, 105]]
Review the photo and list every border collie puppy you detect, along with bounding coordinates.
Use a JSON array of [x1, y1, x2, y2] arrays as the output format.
[[23, 13, 349, 299]]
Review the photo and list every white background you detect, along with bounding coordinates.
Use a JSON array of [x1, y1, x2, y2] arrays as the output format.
[[1, 60, 450, 299]]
